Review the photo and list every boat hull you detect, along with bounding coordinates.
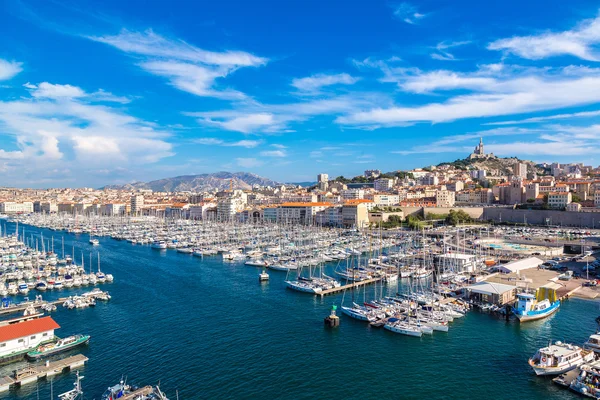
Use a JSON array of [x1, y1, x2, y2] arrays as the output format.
[[515, 301, 560, 322], [26, 335, 90, 360]]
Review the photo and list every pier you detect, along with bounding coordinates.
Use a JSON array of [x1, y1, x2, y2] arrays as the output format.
[[0, 354, 88, 392], [318, 277, 382, 297], [0, 298, 67, 316]]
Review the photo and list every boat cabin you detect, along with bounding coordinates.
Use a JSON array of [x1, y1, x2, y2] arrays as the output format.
[[515, 293, 536, 313]]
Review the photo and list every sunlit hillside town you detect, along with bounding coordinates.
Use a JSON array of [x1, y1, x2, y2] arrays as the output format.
[[1, 140, 600, 229]]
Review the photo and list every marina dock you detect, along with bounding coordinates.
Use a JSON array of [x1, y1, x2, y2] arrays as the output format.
[[0, 298, 67, 316], [318, 277, 382, 297], [0, 354, 88, 392]]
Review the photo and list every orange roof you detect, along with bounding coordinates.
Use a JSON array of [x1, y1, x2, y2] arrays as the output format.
[[0, 317, 59, 342], [548, 192, 569, 196], [344, 199, 374, 205], [280, 202, 332, 207]]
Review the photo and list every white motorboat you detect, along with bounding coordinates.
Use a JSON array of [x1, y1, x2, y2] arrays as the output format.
[[584, 333, 600, 354], [528, 341, 594, 376]]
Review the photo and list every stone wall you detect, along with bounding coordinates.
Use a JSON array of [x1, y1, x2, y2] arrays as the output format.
[[483, 208, 600, 228]]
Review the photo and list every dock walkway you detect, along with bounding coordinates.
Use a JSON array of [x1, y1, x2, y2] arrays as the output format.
[[0, 354, 87, 392], [319, 277, 382, 297], [0, 298, 67, 316]]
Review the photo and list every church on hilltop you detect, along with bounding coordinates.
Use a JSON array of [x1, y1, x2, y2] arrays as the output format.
[[468, 138, 495, 160]]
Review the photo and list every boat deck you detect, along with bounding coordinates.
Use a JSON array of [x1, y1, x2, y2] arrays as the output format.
[[0, 354, 87, 391], [318, 277, 382, 297], [552, 368, 579, 388]]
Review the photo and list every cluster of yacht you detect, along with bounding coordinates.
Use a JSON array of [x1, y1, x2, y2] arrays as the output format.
[[341, 291, 469, 337], [0, 235, 113, 298]]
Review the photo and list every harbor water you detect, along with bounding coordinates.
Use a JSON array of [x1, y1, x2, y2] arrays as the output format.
[[2, 222, 598, 400]]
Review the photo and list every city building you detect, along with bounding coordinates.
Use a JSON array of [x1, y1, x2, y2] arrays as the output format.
[[130, 195, 145, 216], [317, 173, 329, 191], [435, 190, 456, 207], [513, 162, 527, 178], [0, 316, 60, 359], [374, 178, 394, 192], [342, 200, 373, 228], [364, 169, 381, 178], [547, 192, 572, 209], [276, 202, 331, 224]]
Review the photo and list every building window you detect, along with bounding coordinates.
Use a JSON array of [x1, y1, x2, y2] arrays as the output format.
[[30, 335, 36, 339], [18, 339, 24, 343], [0, 343, 5, 347], [42, 333, 47, 337]]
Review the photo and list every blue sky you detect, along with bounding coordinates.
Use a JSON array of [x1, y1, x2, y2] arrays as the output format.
[[2, 0, 600, 187]]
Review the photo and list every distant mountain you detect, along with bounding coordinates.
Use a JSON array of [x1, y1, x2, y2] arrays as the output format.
[[103, 172, 281, 192], [287, 181, 316, 187]]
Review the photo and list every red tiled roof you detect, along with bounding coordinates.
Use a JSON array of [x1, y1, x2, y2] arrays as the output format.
[[0, 317, 59, 342]]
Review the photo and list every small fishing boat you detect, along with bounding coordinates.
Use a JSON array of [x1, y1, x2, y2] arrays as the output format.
[[101, 379, 169, 400], [514, 291, 560, 322], [259, 270, 269, 282], [26, 334, 90, 359]]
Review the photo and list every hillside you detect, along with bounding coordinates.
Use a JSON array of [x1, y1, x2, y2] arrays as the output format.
[[103, 172, 281, 192], [437, 156, 547, 176]]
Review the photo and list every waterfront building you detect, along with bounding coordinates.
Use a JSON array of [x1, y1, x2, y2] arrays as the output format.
[[466, 282, 517, 305], [103, 203, 126, 216], [130, 195, 145, 216], [547, 192, 572, 209], [0, 316, 60, 359], [435, 190, 456, 207], [276, 202, 331, 224], [315, 205, 343, 226], [0, 202, 34, 214], [341, 199, 373, 228], [566, 202, 582, 212]]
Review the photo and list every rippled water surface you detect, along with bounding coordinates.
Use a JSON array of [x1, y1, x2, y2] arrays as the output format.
[[1, 222, 597, 399]]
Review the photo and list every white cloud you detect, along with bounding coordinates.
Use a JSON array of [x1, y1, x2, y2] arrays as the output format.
[[430, 41, 471, 61], [271, 144, 287, 149], [194, 138, 262, 148], [25, 82, 130, 103], [0, 59, 22, 81], [89, 29, 267, 99], [260, 150, 287, 157], [0, 82, 174, 184], [485, 109, 600, 125], [392, 3, 426, 24], [187, 94, 392, 133], [488, 15, 600, 61], [291, 73, 359, 93], [337, 66, 600, 127], [29, 82, 86, 99], [236, 157, 263, 168]]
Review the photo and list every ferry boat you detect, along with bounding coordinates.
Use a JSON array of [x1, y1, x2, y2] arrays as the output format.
[[513, 291, 560, 322], [101, 379, 169, 400], [26, 334, 90, 360], [528, 341, 593, 375]]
